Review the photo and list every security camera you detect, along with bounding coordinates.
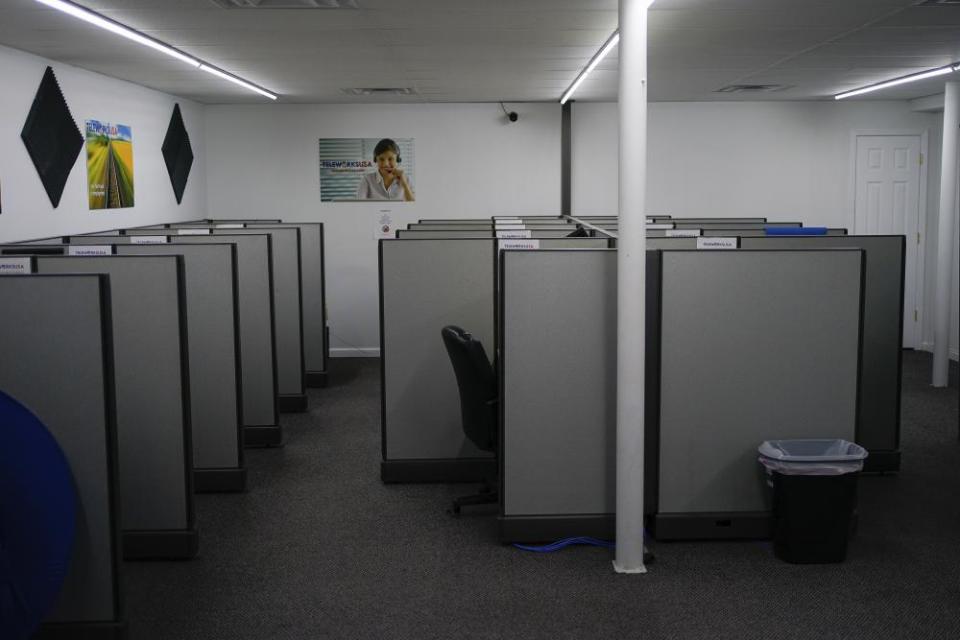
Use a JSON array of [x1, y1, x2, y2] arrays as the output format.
[[507, 111, 519, 123]]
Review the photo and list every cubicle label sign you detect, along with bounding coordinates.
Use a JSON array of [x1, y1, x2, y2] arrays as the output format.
[[496, 230, 532, 239], [667, 229, 702, 237], [130, 236, 168, 244], [0, 257, 33, 275], [696, 237, 739, 250], [494, 224, 525, 230], [215, 223, 245, 229], [68, 245, 113, 256], [498, 239, 540, 251], [177, 228, 211, 235]]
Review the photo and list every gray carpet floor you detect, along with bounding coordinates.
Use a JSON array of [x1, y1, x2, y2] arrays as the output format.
[[123, 351, 959, 640]]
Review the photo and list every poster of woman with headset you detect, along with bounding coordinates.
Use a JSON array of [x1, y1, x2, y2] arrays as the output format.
[[318, 137, 415, 202]]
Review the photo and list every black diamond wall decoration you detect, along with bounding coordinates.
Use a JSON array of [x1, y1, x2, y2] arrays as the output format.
[[20, 67, 84, 208], [162, 104, 194, 204]]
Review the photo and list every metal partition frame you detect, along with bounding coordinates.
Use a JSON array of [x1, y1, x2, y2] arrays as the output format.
[[379, 238, 497, 483], [0, 273, 125, 638], [35, 255, 198, 560], [654, 249, 863, 540], [117, 243, 246, 491]]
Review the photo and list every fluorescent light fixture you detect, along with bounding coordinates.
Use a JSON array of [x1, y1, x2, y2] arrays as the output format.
[[560, 30, 620, 105], [34, 0, 200, 67], [34, 0, 279, 100], [835, 65, 955, 100], [198, 64, 278, 100]]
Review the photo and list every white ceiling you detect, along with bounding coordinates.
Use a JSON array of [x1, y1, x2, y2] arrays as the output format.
[[0, 0, 956, 104]]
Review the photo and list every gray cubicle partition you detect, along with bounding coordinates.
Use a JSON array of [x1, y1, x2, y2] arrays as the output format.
[[1, 243, 244, 491], [674, 221, 801, 230], [44, 235, 281, 446], [497, 248, 864, 543], [741, 235, 905, 471], [0, 274, 126, 638], [702, 228, 848, 237], [117, 244, 246, 491], [170, 221, 329, 388], [124, 228, 306, 413], [36, 255, 197, 560], [654, 249, 863, 539], [397, 229, 594, 239], [380, 238, 497, 482]]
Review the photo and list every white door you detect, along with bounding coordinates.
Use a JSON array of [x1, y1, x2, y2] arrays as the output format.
[[854, 135, 922, 348]]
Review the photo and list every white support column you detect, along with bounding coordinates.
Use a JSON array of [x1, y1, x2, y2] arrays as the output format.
[[614, 0, 649, 574], [933, 82, 960, 387]]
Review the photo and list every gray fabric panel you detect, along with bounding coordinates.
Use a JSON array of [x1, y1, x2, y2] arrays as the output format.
[[741, 235, 904, 451], [210, 229, 303, 396], [381, 239, 495, 460], [0, 275, 118, 622], [658, 250, 862, 514], [36, 256, 190, 531], [177, 235, 277, 426], [117, 244, 241, 469], [500, 250, 617, 516]]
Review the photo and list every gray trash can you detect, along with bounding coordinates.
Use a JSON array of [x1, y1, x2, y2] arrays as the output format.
[[758, 439, 868, 564]]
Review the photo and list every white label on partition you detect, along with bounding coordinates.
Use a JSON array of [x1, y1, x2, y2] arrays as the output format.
[[647, 223, 674, 230], [215, 223, 245, 229], [0, 257, 32, 275], [130, 235, 168, 244], [68, 245, 112, 256], [495, 223, 525, 230], [496, 229, 532, 239], [696, 237, 738, 250], [666, 229, 702, 237], [177, 228, 211, 235], [498, 239, 540, 250]]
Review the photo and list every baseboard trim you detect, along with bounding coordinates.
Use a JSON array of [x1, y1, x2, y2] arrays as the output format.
[[278, 393, 308, 413], [243, 425, 283, 448], [305, 370, 328, 388], [122, 527, 199, 560], [863, 450, 901, 473], [194, 467, 247, 493], [499, 514, 615, 543], [330, 347, 380, 358], [380, 458, 495, 484], [651, 512, 771, 540], [35, 620, 127, 640]]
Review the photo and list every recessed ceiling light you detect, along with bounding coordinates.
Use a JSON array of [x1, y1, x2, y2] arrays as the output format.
[[834, 65, 956, 100], [34, 0, 279, 100]]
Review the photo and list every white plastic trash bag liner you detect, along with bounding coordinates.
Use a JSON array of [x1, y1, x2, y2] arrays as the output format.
[[758, 439, 868, 476]]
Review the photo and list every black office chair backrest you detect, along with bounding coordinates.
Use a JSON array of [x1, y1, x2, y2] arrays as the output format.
[[441, 326, 497, 453], [566, 224, 590, 238]]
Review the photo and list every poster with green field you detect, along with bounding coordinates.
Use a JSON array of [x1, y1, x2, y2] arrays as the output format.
[[86, 120, 134, 209]]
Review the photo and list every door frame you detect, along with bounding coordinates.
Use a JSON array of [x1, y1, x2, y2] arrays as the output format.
[[847, 129, 929, 349]]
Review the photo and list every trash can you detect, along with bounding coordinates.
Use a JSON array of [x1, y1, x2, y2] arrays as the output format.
[[758, 439, 868, 564]]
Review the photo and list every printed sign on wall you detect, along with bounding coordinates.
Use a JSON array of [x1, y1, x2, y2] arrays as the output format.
[[86, 120, 134, 210], [319, 138, 415, 203]]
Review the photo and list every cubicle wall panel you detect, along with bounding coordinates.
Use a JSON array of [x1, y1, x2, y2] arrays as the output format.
[[36, 256, 192, 532], [116, 244, 243, 474], [500, 250, 617, 516], [0, 275, 121, 624], [177, 235, 279, 431], [380, 239, 495, 462], [657, 250, 863, 515], [741, 235, 904, 463]]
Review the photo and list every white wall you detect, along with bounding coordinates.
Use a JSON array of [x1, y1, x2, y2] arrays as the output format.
[[573, 100, 958, 359], [0, 44, 206, 242], [204, 103, 560, 355]]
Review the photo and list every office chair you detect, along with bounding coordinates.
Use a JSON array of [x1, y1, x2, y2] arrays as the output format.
[[566, 224, 590, 238], [441, 326, 498, 515]]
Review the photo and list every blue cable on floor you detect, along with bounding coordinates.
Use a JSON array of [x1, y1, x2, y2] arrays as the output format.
[[513, 537, 615, 552]]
